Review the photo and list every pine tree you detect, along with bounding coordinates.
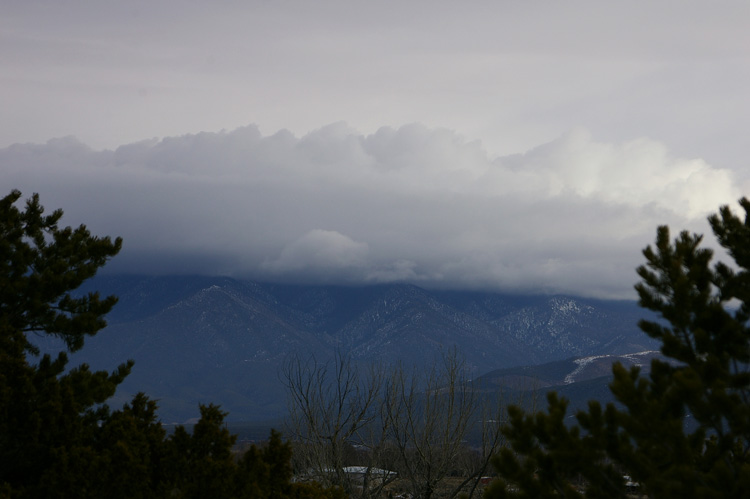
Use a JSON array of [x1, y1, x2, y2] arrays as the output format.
[[0, 190, 123, 355], [0, 190, 345, 498], [0, 189, 128, 496], [487, 199, 750, 498]]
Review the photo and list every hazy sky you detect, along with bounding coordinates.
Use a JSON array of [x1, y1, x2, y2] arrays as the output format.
[[2, 1, 749, 298]]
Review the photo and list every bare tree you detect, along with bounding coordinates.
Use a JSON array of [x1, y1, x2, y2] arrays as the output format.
[[385, 350, 497, 499], [283, 349, 514, 498], [282, 351, 396, 498], [455, 398, 508, 499]]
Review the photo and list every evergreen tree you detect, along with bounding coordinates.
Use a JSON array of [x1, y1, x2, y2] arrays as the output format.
[[236, 430, 346, 499], [0, 190, 122, 355], [487, 199, 750, 498], [0, 190, 341, 498], [165, 404, 238, 498], [0, 189, 128, 496]]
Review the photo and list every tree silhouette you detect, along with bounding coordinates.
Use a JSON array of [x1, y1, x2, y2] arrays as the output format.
[[487, 199, 750, 498], [0, 190, 340, 498]]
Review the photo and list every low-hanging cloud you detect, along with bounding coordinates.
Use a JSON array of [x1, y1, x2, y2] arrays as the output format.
[[0, 123, 739, 298], [262, 229, 369, 280]]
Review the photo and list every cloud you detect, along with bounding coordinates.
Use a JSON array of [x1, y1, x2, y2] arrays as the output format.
[[262, 229, 369, 281], [0, 123, 739, 298], [499, 129, 736, 218]]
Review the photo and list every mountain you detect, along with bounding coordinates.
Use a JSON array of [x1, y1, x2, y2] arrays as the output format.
[[474, 350, 662, 392], [34, 275, 657, 423], [471, 350, 673, 428]]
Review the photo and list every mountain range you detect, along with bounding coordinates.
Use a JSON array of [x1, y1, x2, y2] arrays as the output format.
[[34, 275, 658, 423]]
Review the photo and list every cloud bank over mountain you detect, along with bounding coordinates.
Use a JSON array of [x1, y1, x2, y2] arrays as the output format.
[[1, 123, 739, 298]]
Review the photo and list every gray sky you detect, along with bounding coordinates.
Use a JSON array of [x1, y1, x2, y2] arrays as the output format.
[[2, 1, 749, 298]]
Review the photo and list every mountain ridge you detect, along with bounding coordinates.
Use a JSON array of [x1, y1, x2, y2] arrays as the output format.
[[35, 275, 657, 422]]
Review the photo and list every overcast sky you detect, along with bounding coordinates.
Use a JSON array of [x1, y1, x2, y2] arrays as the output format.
[[2, 1, 749, 298]]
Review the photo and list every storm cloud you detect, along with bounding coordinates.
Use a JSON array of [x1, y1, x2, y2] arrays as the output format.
[[1, 123, 739, 298]]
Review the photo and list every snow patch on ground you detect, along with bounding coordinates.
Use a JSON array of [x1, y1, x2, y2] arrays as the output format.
[[563, 350, 661, 385], [621, 350, 659, 367], [564, 354, 610, 385]]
